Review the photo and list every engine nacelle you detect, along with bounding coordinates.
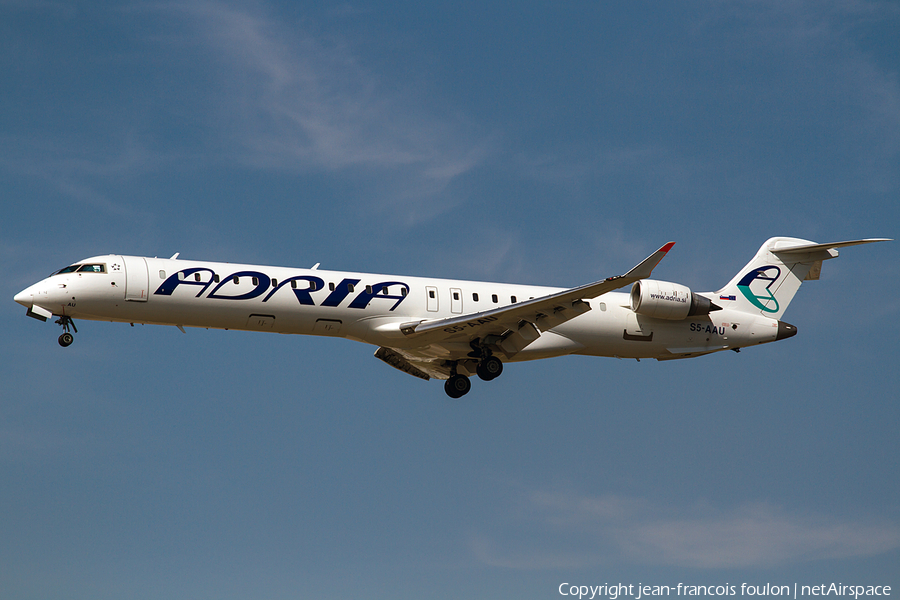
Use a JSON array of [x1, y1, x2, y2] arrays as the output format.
[[630, 279, 716, 320]]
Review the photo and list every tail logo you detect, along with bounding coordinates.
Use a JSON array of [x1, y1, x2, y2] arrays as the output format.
[[737, 266, 781, 313]]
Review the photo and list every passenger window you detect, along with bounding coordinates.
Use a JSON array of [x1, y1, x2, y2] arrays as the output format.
[[453, 292, 459, 300], [492, 294, 498, 303], [401, 288, 408, 296], [366, 285, 373, 294], [194, 273, 201, 282], [429, 290, 436, 299], [159, 270, 166, 279], [252, 277, 259, 286], [511, 296, 517, 303], [473, 293, 479, 302], [272, 278, 277, 287], [213, 274, 219, 283], [233, 276, 239, 284], [329, 282, 335, 291], [347, 284, 355, 293], [291, 280, 297, 289], [382, 286, 388, 295]]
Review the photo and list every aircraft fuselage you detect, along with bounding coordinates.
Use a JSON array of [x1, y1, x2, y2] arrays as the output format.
[[15, 254, 782, 364]]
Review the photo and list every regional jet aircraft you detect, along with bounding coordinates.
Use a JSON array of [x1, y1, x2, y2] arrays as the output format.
[[14, 237, 889, 397]]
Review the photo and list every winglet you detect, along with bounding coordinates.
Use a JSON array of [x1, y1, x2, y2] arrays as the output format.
[[622, 241, 675, 280]]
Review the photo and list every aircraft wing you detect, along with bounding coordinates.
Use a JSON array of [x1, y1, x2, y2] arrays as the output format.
[[396, 242, 675, 357]]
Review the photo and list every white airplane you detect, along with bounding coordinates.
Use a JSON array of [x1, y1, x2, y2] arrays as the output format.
[[14, 237, 890, 397]]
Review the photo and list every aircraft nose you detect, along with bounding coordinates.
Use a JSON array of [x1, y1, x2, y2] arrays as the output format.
[[14, 287, 33, 307]]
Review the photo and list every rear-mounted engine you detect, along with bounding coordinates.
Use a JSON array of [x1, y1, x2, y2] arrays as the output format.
[[630, 279, 719, 320]]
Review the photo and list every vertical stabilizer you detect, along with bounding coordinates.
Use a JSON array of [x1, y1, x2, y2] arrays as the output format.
[[714, 237, 889, 319]]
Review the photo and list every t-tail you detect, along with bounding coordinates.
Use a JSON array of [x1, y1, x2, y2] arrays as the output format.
[[715, 237, 891, 320]]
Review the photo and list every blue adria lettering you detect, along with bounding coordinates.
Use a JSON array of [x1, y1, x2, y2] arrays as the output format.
[[153, 270, 410, 311], [348, 281, 410, 311], [263, 276, 325, 305], [155, 268, 217, 297], [207, 270, 270, 301], [320, 278, 361, 307]]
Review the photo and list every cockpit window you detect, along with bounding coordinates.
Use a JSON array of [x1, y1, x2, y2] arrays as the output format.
[[77, 264, 106, 273], [54, 264, 82, 275]]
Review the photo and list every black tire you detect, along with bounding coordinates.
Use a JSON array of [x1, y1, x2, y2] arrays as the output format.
[[476, 356, 503, 381], [58, 332, 74, 347], [444, 374, 471, 398]]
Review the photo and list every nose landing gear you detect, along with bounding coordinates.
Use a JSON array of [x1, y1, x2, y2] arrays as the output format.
[[55, 316, 77, 347]]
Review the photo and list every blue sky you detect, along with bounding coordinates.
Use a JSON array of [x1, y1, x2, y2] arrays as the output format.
[[2, 1, 899, 598]]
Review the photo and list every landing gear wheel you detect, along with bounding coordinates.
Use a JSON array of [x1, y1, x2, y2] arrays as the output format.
[[444, 374, 471, 398], [476, 356, 503, 381], [55, 316, 77, 347]]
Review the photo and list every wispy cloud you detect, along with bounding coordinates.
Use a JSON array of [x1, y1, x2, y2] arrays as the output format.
[[155, 0, 492, 223], [3, 1, 491, 226], [472, 489, 900, 569], [0, 134, 155, 218]]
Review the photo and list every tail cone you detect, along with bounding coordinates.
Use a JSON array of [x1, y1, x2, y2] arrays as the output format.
[[776, 321, 797, 340]]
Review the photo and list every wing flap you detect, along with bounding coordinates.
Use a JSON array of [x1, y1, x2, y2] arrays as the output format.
[[374, 347, 433, 380]]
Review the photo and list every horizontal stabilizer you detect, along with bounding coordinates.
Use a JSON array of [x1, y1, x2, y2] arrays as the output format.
[[771, 238, 891, 255]]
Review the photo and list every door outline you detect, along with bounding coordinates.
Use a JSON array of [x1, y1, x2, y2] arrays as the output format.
[[123, 256, 149, 302], [450, 287, 463, 314], [426, 286, 439, 312]]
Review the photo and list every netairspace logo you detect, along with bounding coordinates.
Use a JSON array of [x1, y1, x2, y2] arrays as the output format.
[[557, 583, 892, 600]]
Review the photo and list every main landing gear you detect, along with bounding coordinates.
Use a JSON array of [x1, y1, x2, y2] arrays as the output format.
[[443, 355, 504, 398], [55, 316, 77, 347], [476, 355, 503, 381], [444, 374, 471, 399]]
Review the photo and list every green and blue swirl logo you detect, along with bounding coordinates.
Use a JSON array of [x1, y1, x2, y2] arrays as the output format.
[[737, 266, 781, 313]]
